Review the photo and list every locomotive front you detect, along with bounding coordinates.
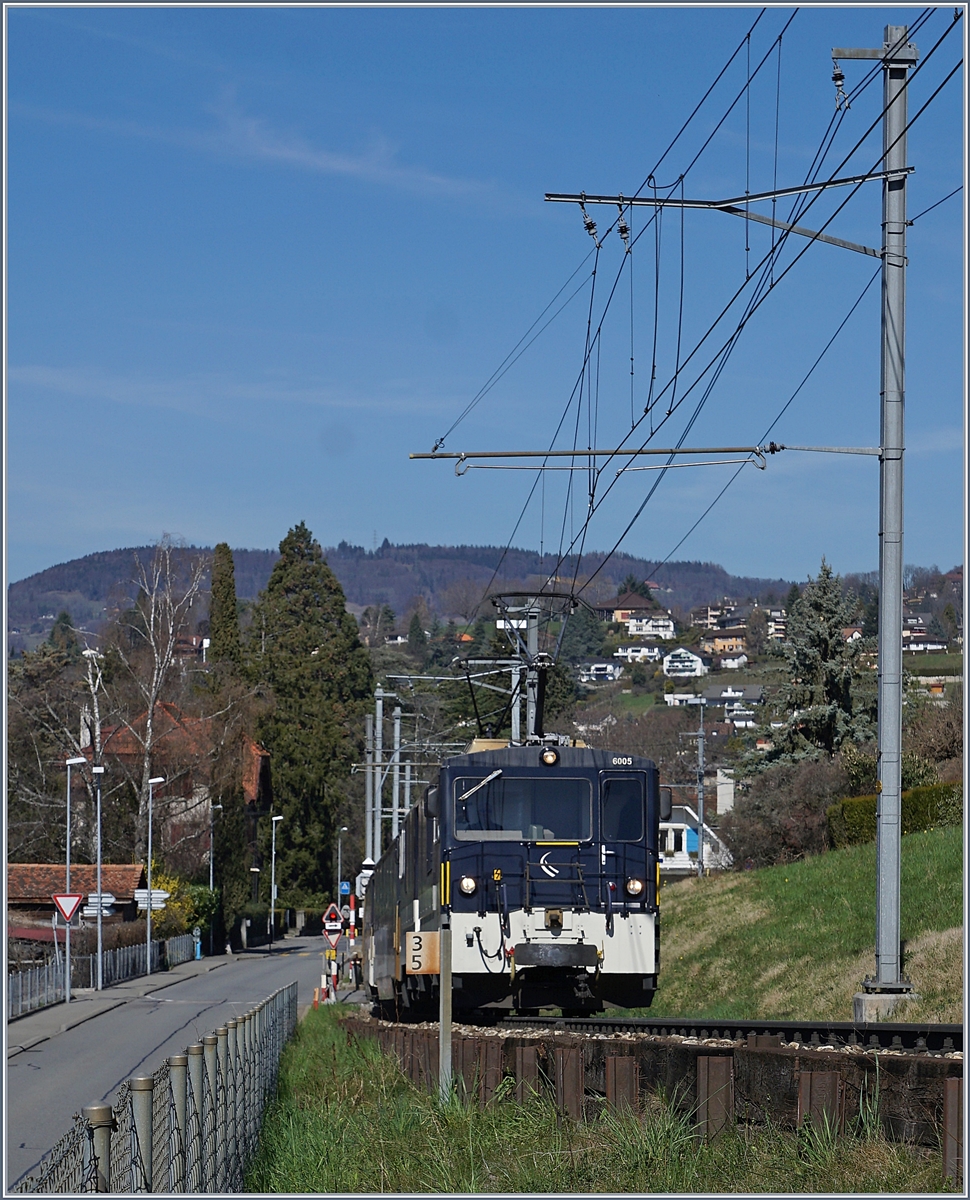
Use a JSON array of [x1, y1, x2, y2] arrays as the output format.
[[440, 743, 661, 1013]]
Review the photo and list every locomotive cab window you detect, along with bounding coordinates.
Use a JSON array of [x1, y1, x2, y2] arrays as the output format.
[[601, 775, 644, 841], [453, 774, 591, 841]]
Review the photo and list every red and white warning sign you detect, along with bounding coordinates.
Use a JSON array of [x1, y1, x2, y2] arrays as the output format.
[[52, 894, 84, 923], [323, 902, 344, 948]]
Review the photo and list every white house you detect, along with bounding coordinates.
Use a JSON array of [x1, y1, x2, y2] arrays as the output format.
[[659, 805, 733, 878], [627, 613, 677, 640], [578, 662, 624, 683], [662, 648, 709, 678], [614, 644, 663, 663], [719, 652, 748, 670]]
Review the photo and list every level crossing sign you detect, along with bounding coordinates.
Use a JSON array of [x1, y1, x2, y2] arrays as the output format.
[[323, 902, 344, 948], [51, 894, 84, 923]]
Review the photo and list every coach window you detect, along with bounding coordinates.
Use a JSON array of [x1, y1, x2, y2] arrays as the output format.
[[601, 775, 644, 841]]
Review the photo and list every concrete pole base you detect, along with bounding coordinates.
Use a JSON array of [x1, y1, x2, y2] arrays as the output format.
[[853, 991, 919, 1023]]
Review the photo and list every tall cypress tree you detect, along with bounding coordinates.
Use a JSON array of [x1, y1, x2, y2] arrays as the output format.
[[246, 522, 373, 899], [209, 543, 241, 665]]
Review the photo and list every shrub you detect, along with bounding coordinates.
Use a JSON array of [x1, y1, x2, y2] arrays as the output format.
[[827, 782, 963, 849], [720, 757, 849, 868]]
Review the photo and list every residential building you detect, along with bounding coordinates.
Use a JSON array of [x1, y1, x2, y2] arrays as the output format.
[[593, 591, 656, 623], [719, 652, 748, 670], [613, 644, 663, 663], [578, 662, 624, 683], [662, 648, 709, 678], [627, 613, 677, 640], [700, 628, 747, 656], [659, 804, 733, 878], [8, 863, 146, 946], [689, 605, 723, 630], [702, 683, 765, 709], [716, 605, 752, 630]]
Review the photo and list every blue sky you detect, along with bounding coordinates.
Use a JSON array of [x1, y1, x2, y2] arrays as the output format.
[[5, 5, 965, 586]]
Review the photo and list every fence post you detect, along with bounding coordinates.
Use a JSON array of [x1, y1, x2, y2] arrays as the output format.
[[168, 1054, 187, 1193], [215, 1026, 229, 1191], [82, 1103, 114, 1192], [129, 1076, 154, 1193], [203, 1033, 219, 1192], [240, 1012, 253, 1157], [225, 1019, 239, 1185], [186, 1044, 205, 1192]]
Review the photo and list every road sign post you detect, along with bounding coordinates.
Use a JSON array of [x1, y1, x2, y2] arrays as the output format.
[[323, 902, 343, 948]]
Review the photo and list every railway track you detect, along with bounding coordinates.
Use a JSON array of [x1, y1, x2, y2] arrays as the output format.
[[494, 1013, 963, 1054]]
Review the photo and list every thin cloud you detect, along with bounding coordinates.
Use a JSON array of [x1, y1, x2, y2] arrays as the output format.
[[7, 363, 458, 418], [13, 95, 496, 201]]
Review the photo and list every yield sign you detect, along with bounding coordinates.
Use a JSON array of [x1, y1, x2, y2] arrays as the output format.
[[323, 902, 343, 948], [52, 894, 84, 923]]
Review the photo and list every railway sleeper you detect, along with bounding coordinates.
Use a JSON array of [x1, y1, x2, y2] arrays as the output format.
[[342, 1013, 962, 1153]]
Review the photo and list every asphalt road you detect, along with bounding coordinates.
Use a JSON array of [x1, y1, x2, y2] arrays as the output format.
[[6, 937, 358, 1188]]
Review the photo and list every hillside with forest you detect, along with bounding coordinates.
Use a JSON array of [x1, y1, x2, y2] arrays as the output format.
[[7, 540, 798, 652]]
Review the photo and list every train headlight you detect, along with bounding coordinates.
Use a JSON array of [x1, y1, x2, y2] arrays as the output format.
[[459, 875, 478, 896], [625, 877, 645, 897], [540, 747, 559, 766]]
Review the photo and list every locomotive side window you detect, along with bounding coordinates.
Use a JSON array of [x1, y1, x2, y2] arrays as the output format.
[[453, 775, 591, 841], [601, 775, 644, 841]]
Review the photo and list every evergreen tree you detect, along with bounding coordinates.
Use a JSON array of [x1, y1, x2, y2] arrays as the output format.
[[785, 583, 801, 614], [48, 611, 79, 661], [209, 543, 241, 664], [246, 522, 373, 898], [769, 559, 874, 761], [559, 605, 605, 662], [618, 573, 655, 602], [407, 612, 426, 659]]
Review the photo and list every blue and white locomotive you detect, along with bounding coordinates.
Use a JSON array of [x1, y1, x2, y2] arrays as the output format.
[[362, 736, 669, 1017]]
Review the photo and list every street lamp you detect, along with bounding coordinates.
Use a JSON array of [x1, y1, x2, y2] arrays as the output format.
[[64, 757, 87, 1004], [209, 804, 223, 956], [146, 777, 164, 976], [337, 826, 349, 899], [269, 815, 283, 949], [92, 764, 105, 990]]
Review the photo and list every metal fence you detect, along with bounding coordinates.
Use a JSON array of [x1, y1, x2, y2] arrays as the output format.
[[11, 980, 298, 1193], [8, 936, 197, 1021]]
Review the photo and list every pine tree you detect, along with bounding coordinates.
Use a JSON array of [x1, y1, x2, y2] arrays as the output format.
[[246, 522, 373, 899], [770, 559, 874, 760], [209, 543, 241, 665], [559, 605, 605, 662], [48, 611, 79, 661], [407, 612, 426, 659]]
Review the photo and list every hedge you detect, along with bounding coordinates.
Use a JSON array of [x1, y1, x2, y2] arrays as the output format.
[[827, 782, 963, 849]]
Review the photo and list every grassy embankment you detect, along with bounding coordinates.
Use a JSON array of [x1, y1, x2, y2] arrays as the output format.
[[641, 825, 962, 1023], [246, 828, 962, 1193], [246, 1003, 951, 1194]]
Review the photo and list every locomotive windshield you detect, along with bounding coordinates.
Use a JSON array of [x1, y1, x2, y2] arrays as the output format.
[[453, 774, 591, 841]]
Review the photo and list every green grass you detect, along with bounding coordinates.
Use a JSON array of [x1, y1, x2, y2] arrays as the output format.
[[614, 690, 658, 714], [905, 652, 963, 676], [632, 825, 962, 1023], [246, 1005, 950, 1194]]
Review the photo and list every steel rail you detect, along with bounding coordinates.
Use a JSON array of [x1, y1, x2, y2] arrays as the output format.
[[492, 1014, 962, 1054]]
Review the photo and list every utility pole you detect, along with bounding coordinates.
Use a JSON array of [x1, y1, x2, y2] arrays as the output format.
[[374, 687, 384, 860], [679, 701, 707, 879], [525, 603, 539, 738], [364, 713, 374, 864], [510, 665, 522, 743], [835, 24, 917, 1007], [391, 706, 402, 840]]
